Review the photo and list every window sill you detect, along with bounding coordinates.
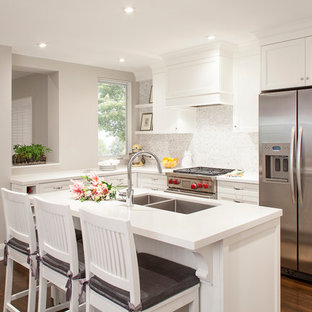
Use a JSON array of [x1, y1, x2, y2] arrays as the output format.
[[11, 162, 61, 169]]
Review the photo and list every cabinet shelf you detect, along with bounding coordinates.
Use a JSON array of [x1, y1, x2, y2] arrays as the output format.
[[135, 103, 153, 109]]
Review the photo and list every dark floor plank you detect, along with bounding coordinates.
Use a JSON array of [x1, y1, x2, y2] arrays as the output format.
[[281, 276, 312, 312], [0, 261, 54, 311]]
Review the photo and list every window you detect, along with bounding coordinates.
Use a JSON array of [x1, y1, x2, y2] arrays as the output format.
[[98, 81, 128, 158], [12, 97, 32, 148]]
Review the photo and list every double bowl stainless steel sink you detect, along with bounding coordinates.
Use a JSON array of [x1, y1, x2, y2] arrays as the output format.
[[133, 194, 216, 215]]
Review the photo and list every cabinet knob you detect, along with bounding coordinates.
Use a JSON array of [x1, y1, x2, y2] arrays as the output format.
[[301, 77, 305, 81], [307, 77, 310, 80]]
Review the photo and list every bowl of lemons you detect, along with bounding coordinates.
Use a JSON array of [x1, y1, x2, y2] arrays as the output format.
[[162, 157, 178, 169]]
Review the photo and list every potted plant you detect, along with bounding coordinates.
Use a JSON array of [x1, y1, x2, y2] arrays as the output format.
[[12, 144, 52, 166]]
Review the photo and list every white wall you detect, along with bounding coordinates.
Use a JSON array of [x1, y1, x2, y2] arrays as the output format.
[[13, 54, 136, 170], [0, 45, 12, 249]]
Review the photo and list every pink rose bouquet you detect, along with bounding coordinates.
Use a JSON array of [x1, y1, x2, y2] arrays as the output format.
[[70, 172, 117, 202]]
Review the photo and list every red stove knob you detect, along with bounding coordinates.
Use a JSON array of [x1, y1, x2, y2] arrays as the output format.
[[204, 183, 209, 189], [173, 179, 178, 185], [191, 183, 197, 190], [198, 182, 203, 188], [168, 178, 173, 184]]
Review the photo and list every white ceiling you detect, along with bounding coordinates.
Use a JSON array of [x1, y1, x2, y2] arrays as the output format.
[[1, 0, 312, 73]]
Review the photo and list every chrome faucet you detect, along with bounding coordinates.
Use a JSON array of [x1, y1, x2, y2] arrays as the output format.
[[127, 151, 162, 207]]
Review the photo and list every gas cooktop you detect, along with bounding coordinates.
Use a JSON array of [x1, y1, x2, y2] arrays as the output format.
[[173, 167, 234, 176]]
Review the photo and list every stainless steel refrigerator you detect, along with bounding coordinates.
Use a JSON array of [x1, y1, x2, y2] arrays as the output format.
[[259, 88, 312, 281]]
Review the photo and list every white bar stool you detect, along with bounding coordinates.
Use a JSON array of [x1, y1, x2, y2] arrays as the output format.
[[1, 188, 38, 312], [80, 207, 200, 312], [34, 197, 85, 312]]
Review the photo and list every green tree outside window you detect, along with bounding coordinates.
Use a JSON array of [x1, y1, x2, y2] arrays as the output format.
[[98, 82, 127, 157]]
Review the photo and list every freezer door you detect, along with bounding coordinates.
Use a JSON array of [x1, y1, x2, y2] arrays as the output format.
[[298, 89, 312, 274], [259, 90, 297, 270]]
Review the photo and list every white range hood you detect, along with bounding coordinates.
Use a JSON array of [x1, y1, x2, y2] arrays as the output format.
[[163, 42, 234, 107]]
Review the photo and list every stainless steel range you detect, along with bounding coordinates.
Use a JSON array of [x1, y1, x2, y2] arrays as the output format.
[[165, 167, 234, 199]]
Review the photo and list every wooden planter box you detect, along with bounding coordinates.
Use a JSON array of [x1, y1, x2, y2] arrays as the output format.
[[12, 155, 47, 166]]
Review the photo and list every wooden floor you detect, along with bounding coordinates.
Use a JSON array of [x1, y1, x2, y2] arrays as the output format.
[[0, 261, 312, 311]]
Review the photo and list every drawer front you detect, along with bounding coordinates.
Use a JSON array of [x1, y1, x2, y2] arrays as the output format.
[[11, 183, 27, 193], [218, 193, 259, 205], [218, 181, 259, 196], [38, 180, 71, 193], [138, 174, 167, 191], [105, 174, 128, 187]]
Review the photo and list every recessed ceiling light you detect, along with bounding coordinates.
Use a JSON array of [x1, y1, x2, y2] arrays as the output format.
[[124, 7, 135, 14], [38, 42, 47, 48], [119, 58, 125, 63], [207, 35, 216, 40]]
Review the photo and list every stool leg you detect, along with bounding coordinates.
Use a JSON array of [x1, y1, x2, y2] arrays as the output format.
[[27, 268, 37, 312], [69, 281, 79, 311], [38, 274, 48, 312], [188, 290, 199, 312], [3, 258, 13, 312]]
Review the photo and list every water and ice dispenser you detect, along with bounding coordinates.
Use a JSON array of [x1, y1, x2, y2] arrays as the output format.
[[262, 143, 290, 182]]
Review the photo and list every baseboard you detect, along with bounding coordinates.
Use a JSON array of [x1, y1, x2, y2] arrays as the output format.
[[0, 243, 4, 261]]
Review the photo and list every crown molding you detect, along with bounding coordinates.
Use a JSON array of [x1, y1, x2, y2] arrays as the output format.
[[254, 19, 312, 46]]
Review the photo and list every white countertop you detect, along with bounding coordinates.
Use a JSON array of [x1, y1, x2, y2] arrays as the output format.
[[10, 166, 172, 185], [11, 166, 259, 185], [217, 172, 259, 184], [34, 188, 280, 251]]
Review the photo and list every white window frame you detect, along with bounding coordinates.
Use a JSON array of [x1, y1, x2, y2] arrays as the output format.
[[97, 79, 132, 160]]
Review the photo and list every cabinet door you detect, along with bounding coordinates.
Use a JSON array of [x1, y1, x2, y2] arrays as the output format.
[[305, 36, 312, 86], [261, 38, 305, 90], [233, 51, 260, 132]]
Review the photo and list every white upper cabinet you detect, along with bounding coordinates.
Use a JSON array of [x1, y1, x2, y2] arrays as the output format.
[[152, 67, 196, 133], [261, 38, 306, 90], [305, 36, 312, 84], [164, 43, 234, 107], [233, 46, 260, 132]]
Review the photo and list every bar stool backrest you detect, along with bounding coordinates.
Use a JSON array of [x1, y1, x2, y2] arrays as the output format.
[[80, 208, 141, 307], [34, 197, 79, 274], [1, 188, 37, 252]]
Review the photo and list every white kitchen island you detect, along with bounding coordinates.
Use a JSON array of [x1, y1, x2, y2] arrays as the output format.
[[35, 188, 282, 312]]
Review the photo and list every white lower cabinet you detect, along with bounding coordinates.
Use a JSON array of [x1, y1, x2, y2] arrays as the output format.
[[102, 173, 131, 188], [218, 180, 259, 205], [11, 173, 133, 194], [37, 180, 71, 193], [137, 173, 167, 191]]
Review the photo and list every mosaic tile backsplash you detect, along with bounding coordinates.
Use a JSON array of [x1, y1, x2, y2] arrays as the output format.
[[136, 105, 258, 173]]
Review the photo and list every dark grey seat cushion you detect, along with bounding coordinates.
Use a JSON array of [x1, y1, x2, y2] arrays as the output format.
[[89, 253, 199, 310], [41, 241, 85, 277], [7, 238, 29, 255]]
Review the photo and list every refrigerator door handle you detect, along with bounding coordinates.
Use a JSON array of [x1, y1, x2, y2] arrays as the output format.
[[297, 126, 303, 204], [290, 126, 296, 203]]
